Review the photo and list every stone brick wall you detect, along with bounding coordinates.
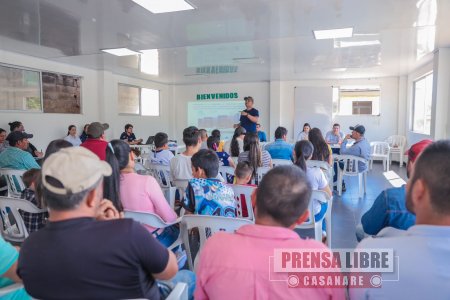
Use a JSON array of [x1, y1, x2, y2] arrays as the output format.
[[42, 72, 81, 114]]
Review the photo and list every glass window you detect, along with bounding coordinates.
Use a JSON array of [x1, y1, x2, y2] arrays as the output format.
[[333, 86, 380, 116], [412, 73, 433, 134], [141, 88, 160, 116], [118, 84, 140, 115]]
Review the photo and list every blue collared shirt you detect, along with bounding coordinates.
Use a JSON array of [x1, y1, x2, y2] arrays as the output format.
[[0, 147, 40, 170], [340, 137, 370, 171], [264, 139, 293, 160], [361, 185, 415, 235], [325, 131, 344, 144], [257, 131, 267, 142]]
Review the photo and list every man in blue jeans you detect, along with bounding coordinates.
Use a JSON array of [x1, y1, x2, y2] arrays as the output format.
[[356, 139, 433, 241]]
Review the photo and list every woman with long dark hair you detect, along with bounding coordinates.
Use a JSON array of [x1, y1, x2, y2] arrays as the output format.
[[103, 144, 123, 212], [64, 125, 82, 146], [238, 132, 272, 177], [308, 127, 333, 165], [297, 123, 311, 141], [80, 124, 89, 143], [293, 140, 331, 238], [225, 126, 246, 157]]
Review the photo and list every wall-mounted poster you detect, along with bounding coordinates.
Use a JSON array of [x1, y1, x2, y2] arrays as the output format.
[[42, 72, 81, 114]]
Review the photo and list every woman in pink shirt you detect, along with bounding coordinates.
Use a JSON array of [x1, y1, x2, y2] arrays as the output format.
[[110, 140, 178, 247]]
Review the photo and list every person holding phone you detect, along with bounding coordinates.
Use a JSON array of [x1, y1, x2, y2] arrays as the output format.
[[237, 96, 259, 133]]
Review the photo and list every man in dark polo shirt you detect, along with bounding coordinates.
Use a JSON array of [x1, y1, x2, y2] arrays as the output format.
[[17, 147, 181, 299], [239, 96, 259, 133], [80, 122, 109, 160]]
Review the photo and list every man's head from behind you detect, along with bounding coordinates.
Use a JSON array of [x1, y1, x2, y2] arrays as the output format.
[[87, 122, 109, 139], [154, 132, 169, 149], [235, 161, 254, 184], [274, 126, 288, 140], [183, 126, 201, 148], [199, 129, 208, 142], [406, 140, 450, 224], [191, 149, 219, 179], [42, 147, 112, 214], [255, 165, 312, 228]]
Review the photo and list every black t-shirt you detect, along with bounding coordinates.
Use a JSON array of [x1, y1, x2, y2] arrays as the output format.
[[120, 132, 137, 142], [239, 108, 259, 133], [18, 217, 169, 300]]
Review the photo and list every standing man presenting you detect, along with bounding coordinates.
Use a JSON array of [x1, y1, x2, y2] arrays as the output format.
[[238, 96, 259, 133]]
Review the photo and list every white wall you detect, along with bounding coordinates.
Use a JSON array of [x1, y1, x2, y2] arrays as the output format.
[[0, 50, 171, 151], [172, 82, 270, 142], [276, 77, 400, 143]]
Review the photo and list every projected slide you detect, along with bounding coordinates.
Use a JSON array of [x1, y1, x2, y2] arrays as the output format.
[[188, 101, 244, 140]]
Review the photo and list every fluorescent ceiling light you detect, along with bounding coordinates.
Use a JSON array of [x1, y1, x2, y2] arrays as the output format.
[[313, 28, 353, 40], [132, 0, 195, 14], [140, 49, 159, 75], [331, 68, 347, 72], [334, 40, 380, 48], [101, 48, 139, 56]]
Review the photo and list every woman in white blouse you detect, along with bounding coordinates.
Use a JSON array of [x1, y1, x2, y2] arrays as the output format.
[[64, 125, 82, 146]]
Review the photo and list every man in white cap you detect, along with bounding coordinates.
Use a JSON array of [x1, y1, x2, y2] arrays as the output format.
[[17, 147, 191, 299]]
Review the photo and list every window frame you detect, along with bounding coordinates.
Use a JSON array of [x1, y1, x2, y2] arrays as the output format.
[[118, 83, 160, 117], [411, 72, 433, 135], [332, 85, 381, 116]]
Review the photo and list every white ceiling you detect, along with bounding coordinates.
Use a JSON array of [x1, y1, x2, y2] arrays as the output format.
[[0, 0, 449, 84]]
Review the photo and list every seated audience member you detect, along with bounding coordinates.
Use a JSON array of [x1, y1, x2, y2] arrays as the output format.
[[195, 166, 344, 299], [0, 132, 40, 170], [256, 123, 267, 142], [264, 126, 293, 160], [234, 161, 254, 185], [104, 144, 123, 212], [0, 128, 8, 153], [293, 140, 331, 237], [150, 132, 175, 166], [63, 125, 82, 146], [350, 140, 450, 300], [182, 149, 236, 217], [20, 169, 48, 234], [43, 139, 72, 161], [207, 136, 236, 168], [120, 124, 143, 145], [309, 128, 333, 165], [224, 126, 246, 156], [9, 121, 43, 158], [199, 129, 208, 150], [0, 235, 30, 300], [17, 147, 194, 299], [79, 124, 89, 143], [325, 123, 344, 145], [297, 122, 311, 141], [211, 129, 225, 152], [170, 126, 202, 181], [238, 132, 272, 179], [80, 122, 109, 160], [356, 140, 433, 241]]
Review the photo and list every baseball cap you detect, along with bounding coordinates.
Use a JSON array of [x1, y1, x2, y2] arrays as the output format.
[[404, 139, 433, 162], [87, 122, 109, 139], [349, 124, 365, 135], [6, 131, 33, 146], [42, 147, 112, 195]]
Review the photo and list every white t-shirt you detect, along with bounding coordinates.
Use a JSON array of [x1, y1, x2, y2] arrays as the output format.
[[170, 153, 193, 181], [306, 166, 328, 214], [149, 149, 174, 166], [64, 135, 82, 146]]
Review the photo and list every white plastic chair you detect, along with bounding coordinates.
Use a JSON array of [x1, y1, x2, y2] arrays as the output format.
[[124, 210, 182, 251], [295, 190, 332, 246], [370, 141, 390, 171], [307, 160, 333, 190], [256, 166, 271, 185], [272, 159, 293, 167], [0, 169, 26, 198], [0, 283, 24, 298], [334, 155, 368, 198], [218, 166, 235, 184], [180, 215, 253, 271], [385, 135, 406, 167], [0, 196, 48, 243], [145, 164, 177, 209], [228, 184, 255, 221], [166, 282, 188, 300]]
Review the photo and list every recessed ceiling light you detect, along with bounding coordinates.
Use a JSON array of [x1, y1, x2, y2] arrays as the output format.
[[313, 28, 353, 40], [331, 68, 347, 72], [101, 48, 139, 56], [132, 0, 195, 14], [334, 40, 380, 48]]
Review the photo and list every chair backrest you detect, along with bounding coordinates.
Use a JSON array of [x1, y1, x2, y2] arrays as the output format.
[[218, 166, 235, 184], [334, 154, 368, 175], [228, 184, 256, 220], [386, 135, 406, 149], [124, 210, 178, 228], [0, 169, 26, 198], [306, 160, 333, 187], [146, 164, 172, 188], [256, 166, 271, 185], [297, 190, 330, 227], [272, 159, 293, 167], [370, 141, 390, 156], [166, 282, 188, 300], [181, 215, 253, 270], [0, 196, 47, 242]]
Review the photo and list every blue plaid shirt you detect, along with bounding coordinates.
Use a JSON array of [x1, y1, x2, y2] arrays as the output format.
[[20, 189, 48, 234]]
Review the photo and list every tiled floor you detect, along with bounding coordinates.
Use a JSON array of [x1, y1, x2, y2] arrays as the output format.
[[296, 161, 408, 249]]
